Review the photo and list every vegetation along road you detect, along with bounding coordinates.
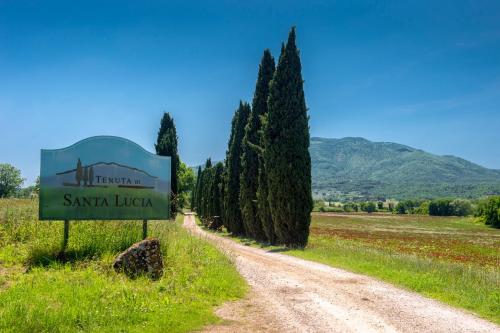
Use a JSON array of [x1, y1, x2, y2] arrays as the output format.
[[183, 213, 499, 333]]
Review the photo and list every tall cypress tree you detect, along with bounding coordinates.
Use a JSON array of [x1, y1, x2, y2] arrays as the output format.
[[240, 50, 276, 241], [263, 27, 312, 247], [224, 101, 250, 235], [155, 112, 180, 217], [201, 158, 212, 219], [192, 166, 202, 211], [209, 162, 225, 229]]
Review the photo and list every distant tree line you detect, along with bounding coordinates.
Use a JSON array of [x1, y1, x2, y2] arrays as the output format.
[[313, 196, 500, 228], [192, 27, 313, 247], [394, 198, 474, 216]]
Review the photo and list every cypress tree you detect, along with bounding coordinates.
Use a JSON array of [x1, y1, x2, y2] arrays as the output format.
[[76, 158, 83, 186], [263, 27, 312, 247], [209, 162, 225, 229], [224, 101, 250, 235], [155, 112, 180, 217], [240, 50, 275, 242], [192, 166, 202, 211], [201, 158, 212, 219]]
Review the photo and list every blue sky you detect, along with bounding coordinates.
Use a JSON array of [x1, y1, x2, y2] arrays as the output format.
[[1, 0, 500, 185]]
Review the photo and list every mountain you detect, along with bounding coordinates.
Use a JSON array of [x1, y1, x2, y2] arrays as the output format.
[[310, 137, 500, 200]]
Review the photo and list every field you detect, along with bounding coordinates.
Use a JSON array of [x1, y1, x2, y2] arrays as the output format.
[[286, 213, 500, 323], [0, 199, 246, 333]]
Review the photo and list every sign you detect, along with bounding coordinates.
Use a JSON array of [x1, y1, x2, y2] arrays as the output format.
[[39, 136, 170, 220]]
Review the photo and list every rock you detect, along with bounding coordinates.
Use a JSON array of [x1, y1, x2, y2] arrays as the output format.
[[113, 238, 163, 280]]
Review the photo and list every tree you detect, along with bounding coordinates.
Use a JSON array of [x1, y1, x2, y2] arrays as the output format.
[[262, 27, 312, 247], [415, 201, 430, 215], [209, 162, 225, 229], [477, 196, 500, 228], [429, 199, 453, 216], [155, 112, 180, 216], [83, 166, 89, 186], [34, 176, 40, 194], [76, 158, 83, 186], [193, 166, 202, 211], [362, 202, 376, 213], [450, 199, 472, 216], [0, 164, 24, 197], [89, 167, 94, 186], [200, 158, 212, 218], [178, 161, 195, 209], [224, 101, 250, 235], [395, 202, 406, 214], [240, 50, 276, 242]]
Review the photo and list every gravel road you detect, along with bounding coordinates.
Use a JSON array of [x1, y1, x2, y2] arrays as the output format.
[[183, 214, 499, 333]]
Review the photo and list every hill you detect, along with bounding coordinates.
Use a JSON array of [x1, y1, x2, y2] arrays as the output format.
[[311, 137, 500, 200]]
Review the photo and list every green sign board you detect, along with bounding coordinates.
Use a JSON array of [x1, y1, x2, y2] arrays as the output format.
[[39, 136, 171, 220]]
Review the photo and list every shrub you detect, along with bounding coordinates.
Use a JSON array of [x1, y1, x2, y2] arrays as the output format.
[[343, 203, 358, 212], [395, 200, 423, 214], [476, 196, 500, 228], [361, 202, 376, 213], [415, 201, 430, 215], [450, 199, 473, 216], [429, 199, 454, 216]]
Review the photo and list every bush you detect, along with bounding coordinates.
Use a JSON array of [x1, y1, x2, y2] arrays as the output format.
[[415, 201, 430, 215], [476, 196, 500, 228], [428, 198, 473, 216], [450, 199, 473, 217], [429, 199, 453, 216], [395, 200, 422, 214], [361, 202, 376, 213], [343, 203, 358, 212]]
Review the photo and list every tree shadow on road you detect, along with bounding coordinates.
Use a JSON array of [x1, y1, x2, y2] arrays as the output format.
[[266, 247, 290, 253]]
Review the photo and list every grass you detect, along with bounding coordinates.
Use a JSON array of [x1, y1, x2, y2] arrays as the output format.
[[0, 199, 246, 333], [206, 212, 500, 324]]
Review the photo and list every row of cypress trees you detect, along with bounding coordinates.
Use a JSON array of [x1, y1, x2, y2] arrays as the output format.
[[193, 27, 312, 247]]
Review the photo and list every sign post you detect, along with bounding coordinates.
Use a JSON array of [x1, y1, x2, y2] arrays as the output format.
[[39, 136, 171, 249], [63, 220, 69, 250], [143, 219, 148, 239]]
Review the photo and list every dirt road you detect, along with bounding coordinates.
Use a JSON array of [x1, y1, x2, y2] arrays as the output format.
[[183, 214, 499, 333]]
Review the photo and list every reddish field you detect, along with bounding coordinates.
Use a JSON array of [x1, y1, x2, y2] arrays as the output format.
[[310, 213, 500, 267]]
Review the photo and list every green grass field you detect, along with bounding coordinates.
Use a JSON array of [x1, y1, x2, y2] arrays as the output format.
[[0, 199, 246, 333], [211, 212, 500, 324]]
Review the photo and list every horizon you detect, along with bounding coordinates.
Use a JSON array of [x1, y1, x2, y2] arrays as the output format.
[[1, 1, 500, 185]]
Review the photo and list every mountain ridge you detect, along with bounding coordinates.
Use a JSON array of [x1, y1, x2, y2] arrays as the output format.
[[191, 137, 500, 200], [310, 137, 500, 200]]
